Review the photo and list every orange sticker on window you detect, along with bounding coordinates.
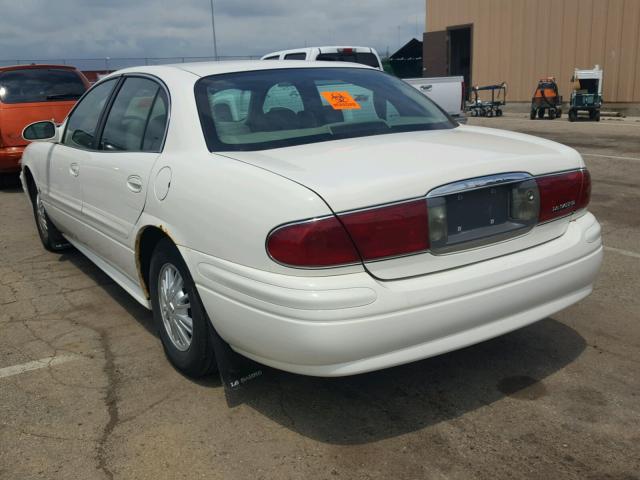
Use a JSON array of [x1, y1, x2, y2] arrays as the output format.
[[321, 91, 361, 110]]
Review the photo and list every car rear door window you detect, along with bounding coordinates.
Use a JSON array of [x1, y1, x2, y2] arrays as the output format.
[[0, 68, 86, 104], [100, 77, 160, 152], [142, 89, 169, 152], [284, 53, 306, 60], [63, 78, 117, 150]]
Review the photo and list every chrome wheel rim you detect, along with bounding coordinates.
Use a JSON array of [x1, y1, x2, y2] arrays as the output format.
[[158, 263, 193, 351], [36, 192, 49, 239]]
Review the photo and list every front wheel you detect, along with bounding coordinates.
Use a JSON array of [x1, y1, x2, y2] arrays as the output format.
[[568, 109, 577, 122], [530, 109, 536, 120], [149, 238, 217, 377]]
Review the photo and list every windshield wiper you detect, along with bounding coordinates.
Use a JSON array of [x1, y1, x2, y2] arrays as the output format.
[[46, 93, 82, 100]]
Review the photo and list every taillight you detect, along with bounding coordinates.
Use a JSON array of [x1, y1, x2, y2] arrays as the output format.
[[267, 199, 429, 267], [536, 169, 590, 222], [577, 169, 591, 210], [339, 200, 429, 261], [267, 216, 360, 267]]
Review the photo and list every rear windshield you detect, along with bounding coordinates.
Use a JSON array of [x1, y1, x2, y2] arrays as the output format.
[[316, 52, 381, 69], [195, 67, 455, 152], [0, 68, 86, 104]]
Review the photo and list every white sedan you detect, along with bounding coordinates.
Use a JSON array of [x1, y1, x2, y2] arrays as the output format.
[[20, 61, 602, 377]]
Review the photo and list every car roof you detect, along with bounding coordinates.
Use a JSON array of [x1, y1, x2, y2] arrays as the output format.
[[266, 46, 375, 54], [111, 60, 373, 79], [0, 64, 80, 73]]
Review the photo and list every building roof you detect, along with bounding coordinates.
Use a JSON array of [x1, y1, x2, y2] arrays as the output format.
[[390, 38, 423, 61]]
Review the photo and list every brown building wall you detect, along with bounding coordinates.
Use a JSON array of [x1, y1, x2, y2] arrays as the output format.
[[426, 0, 640, 103]]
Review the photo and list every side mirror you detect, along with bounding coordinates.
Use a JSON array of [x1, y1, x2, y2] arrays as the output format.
[[22, 120, 59, 143]]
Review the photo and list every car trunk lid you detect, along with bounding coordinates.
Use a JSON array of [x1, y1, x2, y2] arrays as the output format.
[[223, 126, 584, 279]]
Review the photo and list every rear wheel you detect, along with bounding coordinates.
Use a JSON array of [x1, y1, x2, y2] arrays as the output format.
[[496, 108, 503, 117], [530, 109, 536, 120], [537, 108, 545, 119], [594, 111, 601, 122], [547, 109, 556, 119], [149, 238, 217, 377], [556, 108, 562, 118], [568, 109, 577, 122]]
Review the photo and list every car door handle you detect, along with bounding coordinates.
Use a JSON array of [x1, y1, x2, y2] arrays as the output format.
[[420, 84, 433, 92], [126, 175, 143, 193], [69, 163, 79, 177]]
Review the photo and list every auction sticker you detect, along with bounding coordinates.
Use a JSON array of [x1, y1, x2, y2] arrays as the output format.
[[321, 91, 361, 110]]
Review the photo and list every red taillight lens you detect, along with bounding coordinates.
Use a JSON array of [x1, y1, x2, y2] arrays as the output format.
[[536, 169, 590, 222], [577, 169, 591, 210], [267, 200, 430, 267], [339, 200, 429, 261], [267, 216, 360, 267]]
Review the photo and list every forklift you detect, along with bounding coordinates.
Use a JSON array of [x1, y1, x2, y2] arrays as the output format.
[[568, 65, 603, 122], [530, 77, 562, 120]]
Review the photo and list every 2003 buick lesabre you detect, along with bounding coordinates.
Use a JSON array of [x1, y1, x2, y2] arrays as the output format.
[[20, 61, 602, 377]]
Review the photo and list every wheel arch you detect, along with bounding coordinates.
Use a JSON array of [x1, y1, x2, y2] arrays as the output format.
[[136, 225, 177, 299], [22, 166, 37, 200]]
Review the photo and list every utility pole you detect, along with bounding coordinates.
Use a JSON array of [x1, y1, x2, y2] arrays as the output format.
[[209, 0, 219, 60]]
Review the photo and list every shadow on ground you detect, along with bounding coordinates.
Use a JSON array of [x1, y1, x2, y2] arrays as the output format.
[[241, 318, 585, 444], [57, 246, 586, 445]]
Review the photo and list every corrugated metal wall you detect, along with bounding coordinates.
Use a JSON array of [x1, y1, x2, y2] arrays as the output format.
[[426, 0, 640, 102]]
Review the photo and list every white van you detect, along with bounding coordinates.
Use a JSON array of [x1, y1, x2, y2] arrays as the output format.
[[261, 46, 383, 70]]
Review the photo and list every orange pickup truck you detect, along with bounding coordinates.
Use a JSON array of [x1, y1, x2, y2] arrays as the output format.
[[0, 64, 89, 182]]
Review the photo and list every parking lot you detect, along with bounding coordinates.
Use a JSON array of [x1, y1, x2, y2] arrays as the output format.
[[1, 116, 638, 479]]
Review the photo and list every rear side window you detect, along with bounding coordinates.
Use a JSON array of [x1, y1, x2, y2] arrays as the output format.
[[284, 53, 306, 60], [0, 68, 86, 104], [316, 52, 380, 69], [100, 77, 167, 152], [264, 55, 280, 60], [63, 79, 117, 150]]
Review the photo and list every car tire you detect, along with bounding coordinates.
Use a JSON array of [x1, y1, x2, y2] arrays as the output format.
[[537, 108, 545, 119], [149, 238, 218, 378], [530, 109, 536, 120], [556, 109, 562, 118], [569, 109, 577, 122], [30, 188, 71, 252]]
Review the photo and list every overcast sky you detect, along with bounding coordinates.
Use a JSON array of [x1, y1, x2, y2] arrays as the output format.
[[0, 0, 424, 68]]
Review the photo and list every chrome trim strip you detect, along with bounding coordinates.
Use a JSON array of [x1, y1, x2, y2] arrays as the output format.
[[426, 172, 533, 198]]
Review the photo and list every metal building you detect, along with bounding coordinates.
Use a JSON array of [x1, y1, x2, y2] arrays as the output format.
[[423, 0, 640, 104]]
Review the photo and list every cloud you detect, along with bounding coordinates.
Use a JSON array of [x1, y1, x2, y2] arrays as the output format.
[[0, 0, 424, 68]]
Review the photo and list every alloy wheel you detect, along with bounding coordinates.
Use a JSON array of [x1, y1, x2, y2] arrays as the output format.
[[158, 263, 193, 351]]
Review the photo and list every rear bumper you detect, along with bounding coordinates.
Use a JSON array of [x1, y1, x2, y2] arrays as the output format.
[[185, 212, 602, 377], [0, 146, 25, 173]]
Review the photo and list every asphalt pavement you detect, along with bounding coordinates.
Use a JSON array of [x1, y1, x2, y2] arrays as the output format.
[[1, 116, 638, 479]]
